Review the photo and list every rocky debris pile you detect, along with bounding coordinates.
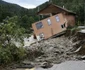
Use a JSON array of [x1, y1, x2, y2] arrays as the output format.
[[77, 31, 85, 40], [74, 40, 85, 55], [25, 35, 83, 68], [16, 62, 34, 69], [22, 29, 85, 68]]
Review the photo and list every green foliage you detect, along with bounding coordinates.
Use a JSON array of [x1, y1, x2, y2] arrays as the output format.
[[20, 15, 35, 29], [0, 0, 36, 29], [0, 0, 84, 26], [0, 16, 25, 41], [0, 47, 12, 64], [36, 0, 84, 25], [51, 0, 84, 25], [0, 16, 26, 65], [0, 44, 26, 64]]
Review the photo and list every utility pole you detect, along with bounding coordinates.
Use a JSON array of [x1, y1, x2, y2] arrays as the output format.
[[38, 7, 40, 21]]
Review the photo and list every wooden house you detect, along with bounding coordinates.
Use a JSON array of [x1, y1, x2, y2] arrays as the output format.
[[32, 4, 76, 40]]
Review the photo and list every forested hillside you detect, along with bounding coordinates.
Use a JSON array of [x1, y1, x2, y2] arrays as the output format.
[[0, 0, 39, 29], [51, 0, 85, 25], [34, 0, 85, 25], [37, 0, 85, 25], [0, 0, 84, 28], [0, 0, 28, 21]]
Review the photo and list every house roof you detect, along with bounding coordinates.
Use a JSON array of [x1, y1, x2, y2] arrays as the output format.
[[37, 4, 76, 15]]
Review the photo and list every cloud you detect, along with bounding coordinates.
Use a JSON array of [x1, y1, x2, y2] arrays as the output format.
[[19, 3, 36, 9], [3, 0, 20, 3], [3, 0, 49, 9]]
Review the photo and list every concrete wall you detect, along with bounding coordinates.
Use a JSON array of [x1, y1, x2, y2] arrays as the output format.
[[32, 13, 67, 39]]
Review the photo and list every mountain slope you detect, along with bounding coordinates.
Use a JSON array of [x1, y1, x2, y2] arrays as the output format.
[[0, 0, 32, 22], [36, 0, 84, 24], [0, 0, 84, 24], [51, 0, 84, 24]]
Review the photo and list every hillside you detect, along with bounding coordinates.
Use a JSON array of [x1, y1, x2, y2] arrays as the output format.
[[33, 0, 85, 25], [0, 0, 49, 29], [52, 0, 84, 24], [0, 0, 32, 22], [37, 0, 84, 25], [0, 0, 84, 25]]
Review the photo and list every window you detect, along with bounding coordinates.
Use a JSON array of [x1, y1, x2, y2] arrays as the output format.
[[47, 19, 51, 25], [61, 25, 64, 28], [55, 15, 60, 22], [61, 23, 65, 28], [63, 23, 65, 27], [39, 33, 45, 39], [36, 22, 43, 29]]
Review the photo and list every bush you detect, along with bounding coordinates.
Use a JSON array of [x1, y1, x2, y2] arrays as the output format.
[[0, 44, 26, 65], [0, 47, 12, 64]]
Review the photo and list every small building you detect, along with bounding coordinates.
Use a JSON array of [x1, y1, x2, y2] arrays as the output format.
[[32, 4, 76, 40]]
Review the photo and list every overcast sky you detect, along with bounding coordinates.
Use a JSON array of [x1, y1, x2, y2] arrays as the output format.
[[3, 0, 49, 9]]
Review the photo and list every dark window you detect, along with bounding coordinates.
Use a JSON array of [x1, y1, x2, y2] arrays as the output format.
[[36, 22, 43, 29], [47, 19, 51, 25], [63, 23, 65, 27], [61, 23, 65, 28], [55, 15, 60, 22], [61, 25, 64, 28]]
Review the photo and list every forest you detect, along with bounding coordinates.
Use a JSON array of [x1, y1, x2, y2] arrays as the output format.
[[0, 0, 85, 28], [0, 0, 85, 65]]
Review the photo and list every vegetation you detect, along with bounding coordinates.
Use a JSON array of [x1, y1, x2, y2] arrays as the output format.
[[0, 0, 39, 29], [0, 16, 26, 65], [37, 0, 84, 25], [0, 0, 84, 26], [51, 0, 84, 25], [0, 45, 26, 64]]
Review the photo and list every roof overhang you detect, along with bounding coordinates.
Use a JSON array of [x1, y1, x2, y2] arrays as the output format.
[[37, 4, 76, 15]]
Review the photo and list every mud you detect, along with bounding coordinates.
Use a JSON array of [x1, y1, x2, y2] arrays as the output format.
[[24, 35, 83, 68], [1, 30, 85, 70]]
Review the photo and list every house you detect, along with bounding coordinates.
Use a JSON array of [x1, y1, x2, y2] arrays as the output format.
[[32, 4, 76, 40]]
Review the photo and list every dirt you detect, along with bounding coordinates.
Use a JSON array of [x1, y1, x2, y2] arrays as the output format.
[[1, 30, 85, 70], [24, 35, 83, 68]]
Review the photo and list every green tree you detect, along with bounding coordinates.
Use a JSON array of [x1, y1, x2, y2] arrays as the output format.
[[29, 16, 35, 27], [0, 16, 26, 65]]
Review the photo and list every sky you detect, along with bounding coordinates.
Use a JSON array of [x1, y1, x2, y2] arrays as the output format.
[[3, 0, 49, 9]]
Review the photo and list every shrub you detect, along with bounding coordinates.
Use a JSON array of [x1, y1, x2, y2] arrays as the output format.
[[0, 44, 26, 65]]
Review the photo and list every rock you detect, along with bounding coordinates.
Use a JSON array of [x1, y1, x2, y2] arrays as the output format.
[[16, 62, 34, 69], [40, 62, 53, 68], [54, 50, 61, 55], [24, 35, 82, 66], [80, 56, 85, 60]]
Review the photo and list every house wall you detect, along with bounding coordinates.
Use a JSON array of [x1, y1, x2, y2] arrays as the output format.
[[32, 13, 67, 39], [65, 15, 75, 27]]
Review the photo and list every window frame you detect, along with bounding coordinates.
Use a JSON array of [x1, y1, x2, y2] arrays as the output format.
[[61, 23, 66, 28], [36, 22, 43, 29], [47, 18, 52, 25], [55, 15, 60, 22]]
